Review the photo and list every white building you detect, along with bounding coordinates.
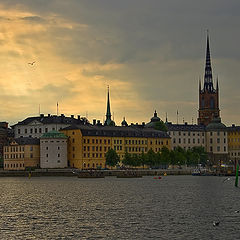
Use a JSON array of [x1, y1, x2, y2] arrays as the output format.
[[12, 114, 88, 139], [205, 117, 228, 165], [40, 131, 68, 168], [166, 122, 205, 150]]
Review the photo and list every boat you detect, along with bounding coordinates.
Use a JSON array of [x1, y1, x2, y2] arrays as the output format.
[[192, 168, 201, 176]]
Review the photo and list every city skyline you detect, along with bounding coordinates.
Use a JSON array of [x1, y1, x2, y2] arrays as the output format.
[[0, 1, 239, 126]]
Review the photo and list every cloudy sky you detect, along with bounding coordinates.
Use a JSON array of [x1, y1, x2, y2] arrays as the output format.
[[0, 0, 239, 126]]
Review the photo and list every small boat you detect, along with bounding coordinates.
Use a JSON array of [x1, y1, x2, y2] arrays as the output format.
[[192, 169, 201, 176]]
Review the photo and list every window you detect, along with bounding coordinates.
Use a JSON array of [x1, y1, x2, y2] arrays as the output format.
[[72, 146, 75, 151], [30, 153, 33, 158], [25, 129, 27, 134], [39, 128, 42, 133], [193, 139, 195, 144], [92, 139, 95, 144], [72, 138, 75, 143], [210, 146, 213, 152], [72, 131, 75, 135], [178, 139, 181, 144], [30, 146, 33, 151], [210, 132, 212, 136], [224, 146, 226, 152], [217, 138, 220, 144], [35, 128, 37, 133], [217, 146, 220, 152], [30, 129, 33, 134], [58, 154, 60, 157], [18, 129, 20, 134], [46, 147, 48, 150], [52, 128, 55, 131], [46, 154, 48, 157], [45, 128, 48, 133], [210, 139, 213, 144]]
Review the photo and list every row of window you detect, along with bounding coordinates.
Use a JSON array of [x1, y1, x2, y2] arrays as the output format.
[[45, 146, 61, 150], [4, 153, 34, 159], [83, 146, 110, 152], [4, 146, 26, 152], [209, 146, 227, 152], [46, 153, 61, 158], [17, 127, 57, 135], [231, 152, 240, 156], [210, 132, 226, 136], [229, 138, 240, 142], [173, 138, 204, 144], [169, 132, 204, 136], [210, 138, 226, 144], [83, 138, 111, 144], [83, 162, 103, 168], [82, 153, 103, 158], [5, 163, 24, 168]]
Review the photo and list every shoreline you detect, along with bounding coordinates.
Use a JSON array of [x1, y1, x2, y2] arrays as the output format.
[[0, 169, 193, 177]]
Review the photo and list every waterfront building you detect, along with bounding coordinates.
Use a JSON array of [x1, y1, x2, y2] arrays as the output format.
[[12, 114, 89, 138], [227, 125, 240, 165], [205, 117, 228, 165], [166, 122, 205, 150], [40, 131, 68, 168], [61, 124, 171, 169], [198, 34, 220, 126], [3, 138, 40, 170], [0, 122, 10, 160]]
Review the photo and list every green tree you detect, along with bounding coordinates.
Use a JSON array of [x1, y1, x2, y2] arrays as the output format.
[[145, 149, 156, 167], [161, 146, 170, 165], [122, 151, 132, 166], [154, 121, 168, 132], [105, 149, 120, 167]]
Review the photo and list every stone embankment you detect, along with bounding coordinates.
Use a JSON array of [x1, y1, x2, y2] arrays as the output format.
[[0, 168, 192, 177]]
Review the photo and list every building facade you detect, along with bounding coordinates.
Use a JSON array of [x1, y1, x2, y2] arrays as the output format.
[[12, 114, 89, 138], [166, 123, 205, 150], [227, 125, 240, 165], [198, 34, 220, 126], [205, 117, 228, 165], [40, 131, 68, 169], [3, 138, 40, 170], [61, 125, 171, 169]]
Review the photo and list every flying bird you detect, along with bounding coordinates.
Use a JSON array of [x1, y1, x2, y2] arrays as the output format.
[[28, 61, 35, 65], [222, 177, 230, 183], [213, 221, 220, 226]]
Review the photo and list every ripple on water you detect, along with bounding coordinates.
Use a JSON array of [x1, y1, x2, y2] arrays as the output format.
[[0, 176, 240, 240]]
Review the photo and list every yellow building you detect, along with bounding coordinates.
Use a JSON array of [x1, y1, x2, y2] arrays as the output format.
[[228, 125, 240, 164], [61, 125, 171, 169], [3, 138, 40, 170]]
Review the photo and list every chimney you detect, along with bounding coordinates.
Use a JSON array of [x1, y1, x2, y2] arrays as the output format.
[[93, 119, 96, 125], [61, 114, 64, 117], [78, 115, 81, 120], [40, 114, 44, 118], [232, 124, 235, 127], [97, 120, 101, 125], [142, 122, 145, 126], [71, 115, 74, 118], [48, 114, 50, 117]]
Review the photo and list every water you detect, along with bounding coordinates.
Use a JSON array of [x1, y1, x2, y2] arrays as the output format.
[[0, 176, 239, 239]]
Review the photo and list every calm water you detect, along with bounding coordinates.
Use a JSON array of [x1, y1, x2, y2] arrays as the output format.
[[0, 176, 239, 240]]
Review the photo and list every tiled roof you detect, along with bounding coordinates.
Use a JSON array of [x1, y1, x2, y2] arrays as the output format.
[[12, 137, 40, 145], [166, 123, 205, 131], [227, 125, 240, 131], [62, 125, 170, 138], [12, 115, 89, 127]]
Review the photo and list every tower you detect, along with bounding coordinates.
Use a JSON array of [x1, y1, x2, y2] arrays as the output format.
[[198, 34, 220, 126], [104, 86, 115, 126]]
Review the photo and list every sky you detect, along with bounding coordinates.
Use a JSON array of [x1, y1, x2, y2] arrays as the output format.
[[0, 0, 239, 126]]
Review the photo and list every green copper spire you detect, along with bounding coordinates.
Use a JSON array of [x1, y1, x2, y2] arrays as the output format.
[[104, 86, 115, 126]]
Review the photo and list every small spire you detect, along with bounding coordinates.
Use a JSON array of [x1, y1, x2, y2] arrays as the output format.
[[154, 110, 157, 117], [165, 112, 168, 123]]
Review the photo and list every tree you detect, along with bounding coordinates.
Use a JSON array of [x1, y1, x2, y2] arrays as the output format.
[[161, 147, 170, 165], [154, 121, 168, 132], [145, 149, 156, 167], [122, 151, 132, 167], [105, 149, 120, 167]]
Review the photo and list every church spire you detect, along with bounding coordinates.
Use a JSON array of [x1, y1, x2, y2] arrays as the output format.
[[203, 32, 214, 92], [104, 86, 115, 126]]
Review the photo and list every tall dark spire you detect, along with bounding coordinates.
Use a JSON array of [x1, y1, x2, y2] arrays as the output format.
[[104, 86, 115, 126], [203, 32, 214, 92]]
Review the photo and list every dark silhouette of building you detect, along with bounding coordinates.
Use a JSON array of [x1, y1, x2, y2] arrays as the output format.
[[198, 34, 220, 126]]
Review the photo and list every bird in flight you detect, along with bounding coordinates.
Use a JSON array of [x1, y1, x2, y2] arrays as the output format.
[[28, 61, 35, 65], [222, 177, 230, 183], [213, 221, 220, 226]]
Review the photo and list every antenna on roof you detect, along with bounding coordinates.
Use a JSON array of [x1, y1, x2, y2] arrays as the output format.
[[39, 104, 40, 116], [177, 110, 179, 124], [192, 117, 194, 125], [113, 112, 114, 121], [183, 117, 184, 123], [57, 102, 59, 116]]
